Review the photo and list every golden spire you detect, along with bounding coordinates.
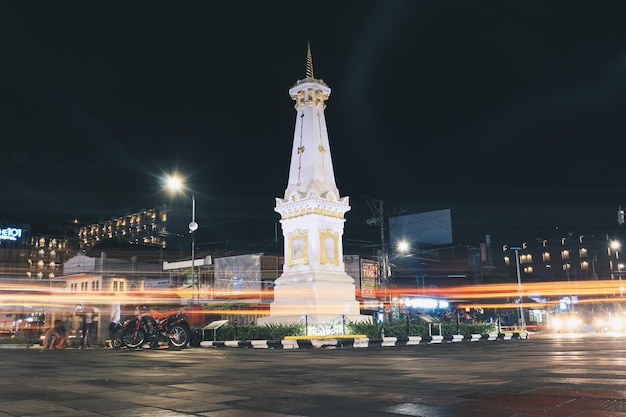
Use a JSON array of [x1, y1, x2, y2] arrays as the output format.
[[306, 42, 314, 79]]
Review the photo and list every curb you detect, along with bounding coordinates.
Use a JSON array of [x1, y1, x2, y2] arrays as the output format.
[[198, 331, 530, 349]]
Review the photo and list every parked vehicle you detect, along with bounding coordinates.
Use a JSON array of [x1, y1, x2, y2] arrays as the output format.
[[120, 305, 191, 349]]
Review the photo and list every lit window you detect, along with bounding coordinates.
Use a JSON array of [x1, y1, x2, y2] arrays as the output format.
[[542, 252, 551, 262], [520, 254, 533, 263], [563, 263, 571, 271], [37, 260, 44, 268], [523, 266, 533, 274], [579, 248, 588, 258], [561, 250, 570, 260], [504, 256, 511, 266], [581, 261, 589, 271]]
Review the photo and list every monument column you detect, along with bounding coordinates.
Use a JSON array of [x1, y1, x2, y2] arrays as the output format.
[[259, 45, 370, 327]]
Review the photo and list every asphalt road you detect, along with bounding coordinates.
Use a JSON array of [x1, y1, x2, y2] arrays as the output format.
[[1, 333, 626, 417]]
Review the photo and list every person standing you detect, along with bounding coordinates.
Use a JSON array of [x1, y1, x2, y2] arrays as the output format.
[[79, 305, 94, 348]]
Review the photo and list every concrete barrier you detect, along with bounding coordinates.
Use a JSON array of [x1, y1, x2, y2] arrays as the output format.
[[198, 331, 530, 349]]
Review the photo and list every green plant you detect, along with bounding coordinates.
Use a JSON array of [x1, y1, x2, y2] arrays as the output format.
[[192, 319, 498, 342]]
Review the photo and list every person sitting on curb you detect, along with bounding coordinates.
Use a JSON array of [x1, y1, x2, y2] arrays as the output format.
[[43, 319, 67, 349]]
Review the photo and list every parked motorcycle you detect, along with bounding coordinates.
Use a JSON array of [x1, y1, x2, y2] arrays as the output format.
[[108, 321, 124, 349], [120, 305, 191, 349]]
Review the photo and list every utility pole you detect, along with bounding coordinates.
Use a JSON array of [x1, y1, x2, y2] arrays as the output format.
[[366, 199, 388, 303], [363, 196, 407, 318]]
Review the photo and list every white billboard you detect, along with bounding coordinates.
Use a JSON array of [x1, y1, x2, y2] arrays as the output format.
[[390, 209, 453, 246]]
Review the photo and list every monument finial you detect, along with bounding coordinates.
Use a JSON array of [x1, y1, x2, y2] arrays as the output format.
[[306, 42, 314, 79]]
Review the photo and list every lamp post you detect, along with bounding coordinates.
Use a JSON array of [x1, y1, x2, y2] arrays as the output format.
[[610, 240, 620, 281], [189, 195, 199, 304], [165, 175, 199, 305], [510, 247, 525, 330]]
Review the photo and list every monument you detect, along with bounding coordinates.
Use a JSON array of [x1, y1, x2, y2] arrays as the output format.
[[258, 45, 371, 330]]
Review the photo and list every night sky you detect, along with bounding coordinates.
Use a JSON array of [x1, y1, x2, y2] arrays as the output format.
[[3, 1, 626, 251]]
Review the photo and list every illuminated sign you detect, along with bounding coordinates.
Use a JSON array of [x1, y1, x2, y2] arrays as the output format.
[[0, 227, 22, 241], [404, 297, 449, 310], [360, 259, 379, 299]]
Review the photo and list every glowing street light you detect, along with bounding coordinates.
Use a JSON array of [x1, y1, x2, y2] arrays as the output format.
[[610, 240, 621, 281], [164, 174, 199, 304], [397, 240, 410, 254]]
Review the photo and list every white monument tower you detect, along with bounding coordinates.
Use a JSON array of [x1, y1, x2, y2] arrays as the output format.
[[259, 45, 370, 328]]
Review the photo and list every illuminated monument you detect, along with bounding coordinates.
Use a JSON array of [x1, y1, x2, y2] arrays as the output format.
[[259, 46, 370, 328]]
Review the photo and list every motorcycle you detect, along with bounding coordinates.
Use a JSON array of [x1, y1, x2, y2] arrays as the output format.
[[120, 306, 191, 349]]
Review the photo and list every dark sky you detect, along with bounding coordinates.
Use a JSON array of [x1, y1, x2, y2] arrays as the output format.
[[3, 1, 626, 251]]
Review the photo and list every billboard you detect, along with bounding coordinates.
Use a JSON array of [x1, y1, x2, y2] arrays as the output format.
[[360, 259, 379, 299], [389, 209, 453, 246], [214, 254, 261, 292]]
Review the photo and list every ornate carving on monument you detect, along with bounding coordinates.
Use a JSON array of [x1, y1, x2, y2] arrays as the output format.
[[319, 229, 339, 266], [287, 230, 308, 266]]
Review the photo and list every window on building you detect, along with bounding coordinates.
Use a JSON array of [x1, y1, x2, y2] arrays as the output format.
[[542, 252, 551, 262], [113, 281, 118, 291], [504, 256, 511, 266], [561, 250, 570, 260], [579, 248, 588, 258], [581, 261, 589, 271], [520, 254, 532, 263], [562, 263, 571, 271], [523, 266, 533, 274], [119, 282, 124, 291]]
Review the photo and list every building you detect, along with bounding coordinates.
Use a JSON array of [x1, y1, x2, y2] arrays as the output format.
[[502, 234, 621, 284], [0, 221, 76, 280], [78, 205, 191, 252]]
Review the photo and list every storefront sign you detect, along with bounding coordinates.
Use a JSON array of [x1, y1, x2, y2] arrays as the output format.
[[0, 227, 22, 241]]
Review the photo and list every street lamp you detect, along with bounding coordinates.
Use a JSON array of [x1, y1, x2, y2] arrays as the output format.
[[510, 247, 525, 330], [610, 240, 621, 281], [165, 175, 199, 305]]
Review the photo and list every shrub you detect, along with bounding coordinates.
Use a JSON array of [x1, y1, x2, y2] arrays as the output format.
[[193, 319, 498, 341]]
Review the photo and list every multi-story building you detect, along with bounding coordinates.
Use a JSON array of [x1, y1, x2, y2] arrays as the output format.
[[0, 221, 76, 280], [78, 205, 190, 251], [502, 234, 621, 283]]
